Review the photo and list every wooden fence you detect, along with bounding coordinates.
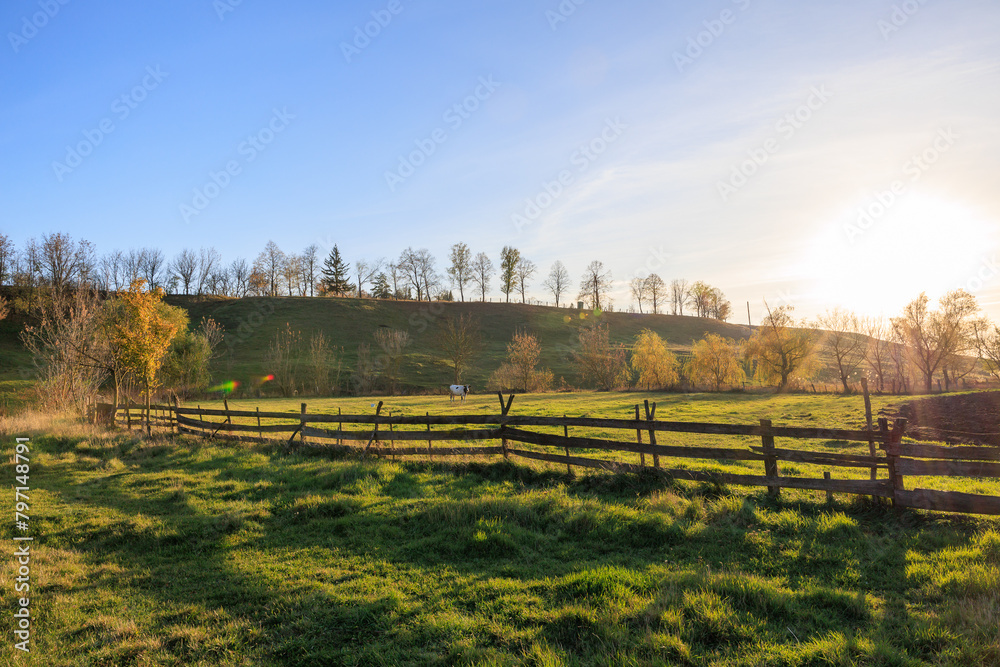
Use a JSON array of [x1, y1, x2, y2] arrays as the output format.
[[100, 394, 1000, 517]]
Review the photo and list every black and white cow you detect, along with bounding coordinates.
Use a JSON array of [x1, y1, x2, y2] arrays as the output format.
[[448, 384, 471, 401]]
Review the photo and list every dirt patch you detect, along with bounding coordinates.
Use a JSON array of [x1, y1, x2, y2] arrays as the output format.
[[897, 392, 1000, 445]]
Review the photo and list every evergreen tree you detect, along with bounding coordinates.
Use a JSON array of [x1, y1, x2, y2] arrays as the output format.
[[321, 245, 351, 296], [371, 272, 391, 299]]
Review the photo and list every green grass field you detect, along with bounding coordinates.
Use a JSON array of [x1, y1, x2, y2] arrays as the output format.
[[2, 393, 998, 665]]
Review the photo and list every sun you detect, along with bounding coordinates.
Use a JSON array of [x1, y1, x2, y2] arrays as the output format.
[[800, 192, 998, 318]]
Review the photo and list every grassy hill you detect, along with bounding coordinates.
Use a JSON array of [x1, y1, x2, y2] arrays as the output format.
[[172, 296, 754, 394]]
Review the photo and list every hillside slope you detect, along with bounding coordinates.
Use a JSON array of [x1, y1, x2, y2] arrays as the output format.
[[173, 296, 752, 392]]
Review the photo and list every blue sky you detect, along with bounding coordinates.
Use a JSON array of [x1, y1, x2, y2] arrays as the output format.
[[2, 0, 999, 322]]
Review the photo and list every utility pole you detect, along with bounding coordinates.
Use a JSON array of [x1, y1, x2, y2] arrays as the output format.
[[746, 301, 751, 327]]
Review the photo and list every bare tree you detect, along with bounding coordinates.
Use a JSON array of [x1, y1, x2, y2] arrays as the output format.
[[266, 323, 301, 396], [196, 247, 222, 296], [543, 260, 570, 307], [577, 323, 628, 390], [470, 252, 495, 302], [302, 244, 320, 297], [438, 314, 480, 384], [629, 277, 648, 313], [645, 274, 666, 314], [20, 288, 109, 415], [139, 248, 166, 289], [816, 308, 865, 393], [308, 331, 341, 395], [40, 232, 94, 292], [122, 249, 143, 286], [397, 248, 423, 301], [578, 260, 612, 310], [515, 257, 536, 304], [99, 250, 125, 292], [354, 343, 378, 395], [255, 241, 286, 297], [892, 290, 979, 393], [499, 246, 520, 303], [171, 249, 198, 295], [973, 318, 1000, 383], [387, 262, 404, 299], [415, 250, 439, 301], [0, 233, 14, 286], [447, 242, 472, 302], [231, 258, 250, 297], [284, 253, 303, 296], [670, 279, 689, 316], [860, 316, 891, 393], [355, 258, 385, 298], [18, 239, 43, 310], [374, 328, 410, 394]]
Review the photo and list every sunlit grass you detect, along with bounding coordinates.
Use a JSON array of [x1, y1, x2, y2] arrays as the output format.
[[1, 394, 997, 664]]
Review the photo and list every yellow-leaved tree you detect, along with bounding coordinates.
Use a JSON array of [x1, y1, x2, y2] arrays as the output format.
[[630, 329, 679, 390], [106, 280, 183, 432], [687, 333, 745, 391], [744, 305, 818, 390]]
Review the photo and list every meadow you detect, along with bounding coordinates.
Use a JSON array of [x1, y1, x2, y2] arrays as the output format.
[[2, 391, 998, 665]]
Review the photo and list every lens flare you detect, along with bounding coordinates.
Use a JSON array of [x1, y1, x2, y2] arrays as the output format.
[[208, 380, 240, 393], [260, 374, 275, 383]]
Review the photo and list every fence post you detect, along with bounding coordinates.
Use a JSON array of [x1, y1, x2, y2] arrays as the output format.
[[497, 392, 514, 460], [824, 472, 833, 502], [172, 396, 179, 435], [338, 407, 342, 446], [861, 378, 878, 501], [643, 400, 660, 469], [388, 410, 395, 461], [635, 405, 645, 467], [760, 418, 779, 498], [256, 407, 262, 442], [300, 403, 308, 447], [880, 417, 907, 507], [363, 401, 383, 456], [126, 400, 132, 430], [427, 412, 432, 460], [224, 399, 233, 438], [563, 416, 572, 475]]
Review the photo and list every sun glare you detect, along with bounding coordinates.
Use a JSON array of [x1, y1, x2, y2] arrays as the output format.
[[802, 193, 998, 318]]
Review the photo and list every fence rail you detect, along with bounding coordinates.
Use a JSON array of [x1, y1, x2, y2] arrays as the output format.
[[94, 393, 1000, 517]]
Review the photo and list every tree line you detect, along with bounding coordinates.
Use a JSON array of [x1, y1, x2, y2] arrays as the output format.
[[0, 232, 731, 320]]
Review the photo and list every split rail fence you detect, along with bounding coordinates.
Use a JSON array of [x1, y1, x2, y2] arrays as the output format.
[[101, 393, 1000, 517]]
